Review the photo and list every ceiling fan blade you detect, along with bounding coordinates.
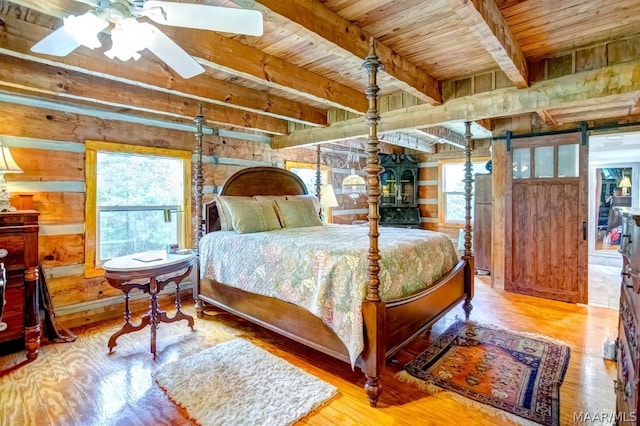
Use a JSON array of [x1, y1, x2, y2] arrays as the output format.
[[142, 23, 205, 79], [143, 1, 263, 36], [31, 26, 82, 56], [31, 11, 109, 56]]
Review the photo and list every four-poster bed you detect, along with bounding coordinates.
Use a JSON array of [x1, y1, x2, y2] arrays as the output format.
[[192, 39, 475, 406]]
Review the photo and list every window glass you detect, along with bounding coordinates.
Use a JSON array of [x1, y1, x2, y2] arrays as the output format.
[[558, 144, 579, 177], [96, 152, 185, 262], [534, 146, 555, 178], [288, 167, 327, 194], [442, 161, 488, 223], [513, 148, 530, 179]]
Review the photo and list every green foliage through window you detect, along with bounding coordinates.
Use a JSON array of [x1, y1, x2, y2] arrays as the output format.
[[96, 152, 184, 261]]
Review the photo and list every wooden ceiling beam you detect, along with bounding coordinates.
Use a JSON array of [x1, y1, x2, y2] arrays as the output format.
[[417, 126, 467, 148], [4, 0, 366, 114], [0, 54, 289, 134], [536, 109, 558, 125], [160, 26, 368, 113], [230, 0, 442, 105], [0, 14, 327, 128], [379, 132, 436, 153], [448, 0, 528, 88], [631, 96, 640, 115], [271, 60, 640, 148]]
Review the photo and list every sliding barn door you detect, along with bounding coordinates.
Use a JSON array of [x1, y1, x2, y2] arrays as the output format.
[[505, 133, 588, 304]]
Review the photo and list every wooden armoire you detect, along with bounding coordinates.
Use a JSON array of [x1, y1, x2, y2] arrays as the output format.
[[473, 173, 492, 273]]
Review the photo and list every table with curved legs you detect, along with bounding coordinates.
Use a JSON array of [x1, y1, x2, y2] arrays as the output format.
[[103, 250, 195, 359]]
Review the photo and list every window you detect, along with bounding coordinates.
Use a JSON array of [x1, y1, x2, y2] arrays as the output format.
[[85, 141, 191, 277], [440, 159, 489, 224], [513, 143, 579, 179], [285, 161, 330, 195]]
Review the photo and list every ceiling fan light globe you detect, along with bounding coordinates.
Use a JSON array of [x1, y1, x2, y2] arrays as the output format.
[[105, 19, 152, 62], [63, 12, 109, 49]]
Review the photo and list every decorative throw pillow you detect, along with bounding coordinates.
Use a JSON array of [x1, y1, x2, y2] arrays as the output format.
[[286, 194, 321, 214], [254, 195, 288, 205], [274, 198, 323, 228], [215, 195, 252, 231], [221, 198, 282, 233]]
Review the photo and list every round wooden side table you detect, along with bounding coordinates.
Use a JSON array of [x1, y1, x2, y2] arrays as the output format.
[[103, 250, 195, 359]]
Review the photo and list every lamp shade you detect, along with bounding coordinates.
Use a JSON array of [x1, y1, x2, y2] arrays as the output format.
[[342, 170, 366, 200], [0, 146, 23, 173], [320, 183, 339, 208], [619, 176, 632, 188]]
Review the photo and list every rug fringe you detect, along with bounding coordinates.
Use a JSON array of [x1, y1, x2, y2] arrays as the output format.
[[434, 388, 541, 426], [394, 370, 445, 394], [462, 318, 572, 348], [396, 369, 539, 426]]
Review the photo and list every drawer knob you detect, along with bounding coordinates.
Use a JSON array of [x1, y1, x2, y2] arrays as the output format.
[[0, 249, 7, 258]]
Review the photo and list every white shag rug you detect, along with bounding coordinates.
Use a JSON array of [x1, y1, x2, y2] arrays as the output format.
[[154, 338, 338, 426]]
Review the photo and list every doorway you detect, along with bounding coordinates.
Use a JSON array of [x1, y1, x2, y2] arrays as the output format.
[[587, 132, 640, 308], [589, 164, 637, 260]]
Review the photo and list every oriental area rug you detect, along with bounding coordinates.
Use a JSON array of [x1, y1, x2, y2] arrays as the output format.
[[154, 338, 337, 426], [396, 321, 570, 426]]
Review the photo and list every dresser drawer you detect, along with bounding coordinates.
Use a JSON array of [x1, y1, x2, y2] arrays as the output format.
[[0, 234, 26, 271], [620, 289, 640, 375], [617, 327, 640, 423], [0, 284, 25, 343], [622, 266, 640, 294]]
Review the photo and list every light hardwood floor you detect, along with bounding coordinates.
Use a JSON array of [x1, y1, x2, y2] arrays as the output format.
[[0, 276, 619, 425]]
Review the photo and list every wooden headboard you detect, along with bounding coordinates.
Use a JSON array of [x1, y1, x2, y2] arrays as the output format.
[[204, 166, 309, 233]]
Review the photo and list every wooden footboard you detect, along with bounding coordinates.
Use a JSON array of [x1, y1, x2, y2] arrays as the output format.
[[196, 277, 351, 364], [384, 261, 466, 357], [195, 258, 470, 390]]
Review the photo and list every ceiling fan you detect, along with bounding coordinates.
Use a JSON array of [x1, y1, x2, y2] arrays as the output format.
[[30, 0, 263, 79]]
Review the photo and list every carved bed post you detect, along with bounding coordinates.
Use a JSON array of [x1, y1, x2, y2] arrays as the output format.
[[193, 106, 206, 317], [193, 105, 205, 249], [315, 144, 322, 199], [462, 121, 475, 319], [362, 36, 385, 407]]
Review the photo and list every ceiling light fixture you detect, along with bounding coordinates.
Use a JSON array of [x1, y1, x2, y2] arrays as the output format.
[[30, 0, 263, 79]]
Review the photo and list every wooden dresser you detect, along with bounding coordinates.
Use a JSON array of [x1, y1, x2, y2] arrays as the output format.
[[616, 207, 640, 423], [0, 211, 40, 360]]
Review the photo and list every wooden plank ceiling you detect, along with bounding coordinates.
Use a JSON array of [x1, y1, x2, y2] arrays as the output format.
[[0, 0, 639, 151]]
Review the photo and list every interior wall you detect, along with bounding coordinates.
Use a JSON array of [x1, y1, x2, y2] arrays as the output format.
[[0, 102, 322, 327]]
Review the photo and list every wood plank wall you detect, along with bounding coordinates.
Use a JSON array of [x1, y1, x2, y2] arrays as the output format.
[[0, 102, 329, 327], [413, 140, 492, 241], [0, 100, 490, 326]]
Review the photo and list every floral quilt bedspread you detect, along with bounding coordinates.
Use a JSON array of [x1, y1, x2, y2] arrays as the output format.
[[199, 224, 459, 366]]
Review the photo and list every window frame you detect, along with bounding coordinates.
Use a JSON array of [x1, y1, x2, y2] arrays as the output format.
[[84, 141, 192, 278], [438, 157, 490, 226]]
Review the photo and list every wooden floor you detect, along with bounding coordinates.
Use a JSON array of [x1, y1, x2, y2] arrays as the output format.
[[0, 276, 618, 425]]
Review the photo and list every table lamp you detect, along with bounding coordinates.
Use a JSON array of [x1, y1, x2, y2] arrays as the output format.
[[619, 175, 632, 196], [320, 183, 339, 223], [0, 145, 23, 212]]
